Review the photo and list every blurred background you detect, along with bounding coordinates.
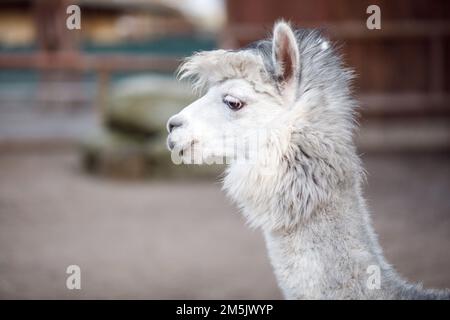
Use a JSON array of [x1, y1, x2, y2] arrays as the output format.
[[0, 0, 449, 299]]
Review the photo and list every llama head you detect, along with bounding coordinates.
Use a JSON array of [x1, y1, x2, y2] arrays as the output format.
[[167, 21, 358, 230], [167, 21, 309, 165]]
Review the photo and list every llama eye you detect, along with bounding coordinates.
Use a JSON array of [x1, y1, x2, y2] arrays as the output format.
[[223, 95, 245, 111]]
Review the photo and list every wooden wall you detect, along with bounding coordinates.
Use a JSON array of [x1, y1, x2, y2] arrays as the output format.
[[223, 0, 450, 119]]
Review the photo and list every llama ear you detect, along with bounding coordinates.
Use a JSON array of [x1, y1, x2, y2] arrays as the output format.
[[272, 21, 300, 96]]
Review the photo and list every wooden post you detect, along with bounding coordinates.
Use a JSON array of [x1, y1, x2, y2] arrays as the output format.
[[33, 0, 82, 109], [96, 70, 111, 124], [430, 36, 444, 94]]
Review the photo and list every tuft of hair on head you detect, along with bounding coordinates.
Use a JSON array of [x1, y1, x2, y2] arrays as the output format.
[[177, 49, 269, 95], [271, 20, 300, 100], [176, 51, 218, 94]]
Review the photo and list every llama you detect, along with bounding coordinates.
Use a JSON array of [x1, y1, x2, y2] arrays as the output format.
[[166, 21, 450, 299]]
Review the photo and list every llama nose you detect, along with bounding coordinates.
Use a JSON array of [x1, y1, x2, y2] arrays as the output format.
[[167, 116, 184, 133], [167, 137, 175, 150]]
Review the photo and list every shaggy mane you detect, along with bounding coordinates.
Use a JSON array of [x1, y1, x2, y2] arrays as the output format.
[[177, 49, 270, 93]]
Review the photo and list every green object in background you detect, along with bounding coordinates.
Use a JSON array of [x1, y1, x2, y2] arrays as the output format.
[[80, 74, 223, 179], [82, 36, 216, 57], [107, 75, 195, 134], [81, 126, 223, 180]]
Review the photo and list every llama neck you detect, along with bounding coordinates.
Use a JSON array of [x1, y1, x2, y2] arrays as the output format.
[[263, 186, 391, 299], [224, 135, 405, 299]]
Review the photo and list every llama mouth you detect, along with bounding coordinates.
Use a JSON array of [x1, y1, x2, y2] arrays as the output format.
[[178, 140, 198, 157]]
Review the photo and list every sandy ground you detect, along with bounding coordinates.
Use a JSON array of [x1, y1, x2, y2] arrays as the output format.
[[0, 150, 449, 299]]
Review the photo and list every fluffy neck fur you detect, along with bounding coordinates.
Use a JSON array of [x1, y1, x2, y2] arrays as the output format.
[[223, 119, 448, 299]]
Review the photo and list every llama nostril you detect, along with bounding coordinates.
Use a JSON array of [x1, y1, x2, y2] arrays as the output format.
[[167, 117, 184, 133], [167, 138, 175, 150]]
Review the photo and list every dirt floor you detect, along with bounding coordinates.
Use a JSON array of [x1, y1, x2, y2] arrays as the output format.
[[0, 150, 449, 299]]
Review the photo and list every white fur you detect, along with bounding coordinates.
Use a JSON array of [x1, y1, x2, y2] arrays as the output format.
[[167, 21, 450, 300]]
